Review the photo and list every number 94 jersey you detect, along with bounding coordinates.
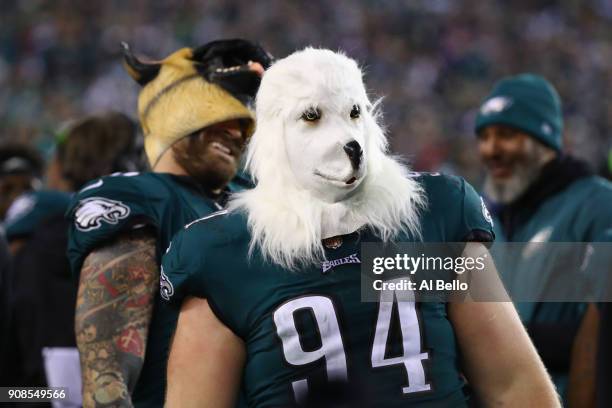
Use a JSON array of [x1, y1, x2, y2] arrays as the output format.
[[162, 174, 494, 407]]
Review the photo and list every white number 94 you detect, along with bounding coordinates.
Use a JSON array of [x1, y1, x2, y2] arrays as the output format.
[[273, 279, 431, 404]]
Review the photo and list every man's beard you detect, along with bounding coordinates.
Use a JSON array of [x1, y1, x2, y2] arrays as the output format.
[[172, 133, 242, 193], [484, 140, 549, 205]]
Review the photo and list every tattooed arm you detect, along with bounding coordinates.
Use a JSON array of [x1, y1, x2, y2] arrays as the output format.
[[75, 228, 158, 408]]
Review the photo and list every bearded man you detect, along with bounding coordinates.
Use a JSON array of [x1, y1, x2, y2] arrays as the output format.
[[475, 73, 612, 406], [161, 49, 557, 407], [67, 39, 271, 407]]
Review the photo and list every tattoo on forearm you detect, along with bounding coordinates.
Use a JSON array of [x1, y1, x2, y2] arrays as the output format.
[[75, 229, 158, 408]]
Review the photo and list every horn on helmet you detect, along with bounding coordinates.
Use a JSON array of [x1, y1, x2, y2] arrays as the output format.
[[121, 42, 161, 86]]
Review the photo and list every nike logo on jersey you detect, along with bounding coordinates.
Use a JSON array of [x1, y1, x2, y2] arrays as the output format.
[[322, 253, 361, 273]]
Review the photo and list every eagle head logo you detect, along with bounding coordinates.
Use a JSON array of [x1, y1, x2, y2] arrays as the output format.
[[75, 197, 131, 231], [480, 96, 513, 115]]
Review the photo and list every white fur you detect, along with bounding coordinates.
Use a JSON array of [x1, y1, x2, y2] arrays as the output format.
[[230, 48, 426, 270]]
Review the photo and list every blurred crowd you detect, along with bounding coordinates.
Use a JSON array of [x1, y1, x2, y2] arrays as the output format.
[[1, 0, 612, 183]]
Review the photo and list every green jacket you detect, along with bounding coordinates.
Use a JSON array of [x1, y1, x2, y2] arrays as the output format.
[[489, 163, 612, 398]]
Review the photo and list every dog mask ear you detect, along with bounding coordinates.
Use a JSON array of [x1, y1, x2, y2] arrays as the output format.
[[245, 111, 286, 184], [362, 100, 389, 173]]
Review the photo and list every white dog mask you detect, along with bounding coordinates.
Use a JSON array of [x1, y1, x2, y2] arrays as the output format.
[[277, 51, 369, 203], [231, 48, 425, 269]]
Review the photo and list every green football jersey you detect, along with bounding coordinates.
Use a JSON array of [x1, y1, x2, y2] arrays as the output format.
[[490, 175, 612, 397], [66, 171, 250, 408], [162, 174, 494, 407], [3, 190, 72, 241]]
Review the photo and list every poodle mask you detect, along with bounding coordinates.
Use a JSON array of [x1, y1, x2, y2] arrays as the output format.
[[234, 48, 424, 269], [249, 48, 379, 203]]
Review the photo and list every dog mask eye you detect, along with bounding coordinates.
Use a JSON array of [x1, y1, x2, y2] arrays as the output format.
[[301, 107, 321, 122], [350, 104, 361, 119]]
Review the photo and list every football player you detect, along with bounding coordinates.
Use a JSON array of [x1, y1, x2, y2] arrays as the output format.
[[67, 40, 271, 407], [162, 49, 558, 407], [4, 112, 139, 253]]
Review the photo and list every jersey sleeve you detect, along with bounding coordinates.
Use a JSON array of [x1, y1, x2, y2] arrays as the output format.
[[160, 223, 208, 305], [66, 173, 162, 277], [459, 178, 496, 242], [420, 173, 495, 242]]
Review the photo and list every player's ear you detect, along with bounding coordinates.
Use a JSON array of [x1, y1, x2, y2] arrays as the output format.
[[362, 99, 388, 173]]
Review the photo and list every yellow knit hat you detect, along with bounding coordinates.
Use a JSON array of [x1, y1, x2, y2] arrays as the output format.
[[123, 40, 271, 166]]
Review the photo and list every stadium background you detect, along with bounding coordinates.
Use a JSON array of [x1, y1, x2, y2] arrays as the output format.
[[1, 0, 611, 184]]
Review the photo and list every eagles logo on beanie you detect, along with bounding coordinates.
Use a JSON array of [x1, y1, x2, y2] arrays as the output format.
[[475, 73, 563, 152], [123, 39, 273, 166]]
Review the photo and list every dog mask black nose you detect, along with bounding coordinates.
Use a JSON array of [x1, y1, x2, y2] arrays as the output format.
[[343, 140, 363, 170]]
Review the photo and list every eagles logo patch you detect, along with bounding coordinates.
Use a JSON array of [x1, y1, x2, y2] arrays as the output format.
[[480, 197, 494, 227], [74, 197, 131, 231], [480, 96, 513, 115], [160, 268, 174, 301]]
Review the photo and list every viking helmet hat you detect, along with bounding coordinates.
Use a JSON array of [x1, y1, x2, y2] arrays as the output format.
[[123, 39, 272, 166]]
